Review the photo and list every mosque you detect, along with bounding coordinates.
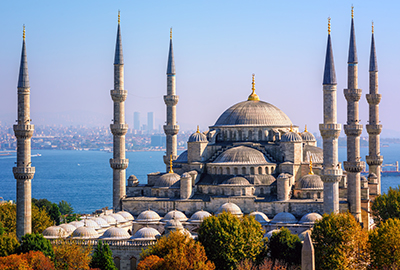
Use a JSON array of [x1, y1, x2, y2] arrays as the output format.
[[13, 9, 382, 270]]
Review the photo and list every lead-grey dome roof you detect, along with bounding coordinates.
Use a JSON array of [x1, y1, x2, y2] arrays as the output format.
[[216, 202, 243, 216], [299, 213, 322, 224], [213, 146, 269, 165], [301, 131, 316, 141], [131, 227, 161, 240], [136, 210, 161, 223], [188, 210, 211, 223], [155, 173, 180, 188], [213, 100, 292, 127], [249, 211, 270, 225], [43, 226, 68, 239], [270, 212, 297, 224], [221, 176, 250, 186], [71, 226, 98, 239], [162, 210, 188, 222], [295, 174, 323, 190], [281, 131, 302, 142], [188, 131, 207, 142], [99, 227, 130, 240]]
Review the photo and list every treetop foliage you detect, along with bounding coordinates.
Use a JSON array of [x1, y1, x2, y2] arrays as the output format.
[[90, 240, 116, 270], [0, 250, 55, 270], [58, 200, 74, 216], [372, 186, 400, 226], [18, 233, 55, 259], [267, 227, 302, 266], [52, 239, 92, 270]]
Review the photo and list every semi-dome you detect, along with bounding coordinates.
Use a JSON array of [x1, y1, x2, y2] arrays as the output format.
[[71, 226, 98, 239], [216, 202, 243, 217], [270, 212, 297, 224], [99, 227, 130, 240], [42, 226, 67, 239], [117, 211, 135, 221], [162, 210, 188, 222], [213, 100, 292, 127], [69, 221, 84, 228], [58, 223, 77, 235], [221, 176, 250, 186], [296, 174, 323, 190], [188, 130, 207, 142], [188, 210, 212, 223], [154, 173, 180, 188], [299, 213, 322, 224], [131, 227, 161, 240], [249, 211, 270, 225], [136, 210, 161, 223], [281, 131, 302, 142], [100, 215, 117, 225], [213, 146, 269, 165], [91, 217, 110, 228]]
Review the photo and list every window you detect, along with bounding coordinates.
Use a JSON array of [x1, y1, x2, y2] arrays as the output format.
[[248, 130, 253, 141], [258, 130, 263, 141], [234, 167, 238, 175], [114, 257, 121, 270], [258, 167, 263, 174], [250, 167, 255, 174], [226, 167, 231, 174], [130, 257, 137, 270], [242, 167, 246, 175], [260, 188, 264, 195]]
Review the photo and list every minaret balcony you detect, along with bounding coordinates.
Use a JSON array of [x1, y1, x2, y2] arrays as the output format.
[[163, 155, 178, 165], [110, 124, 129, 136], [110, 90, 128, 102], [163, 125, 180, 136], [13, 166, 35, 180], [109, 158, 129, 170], [344, 124, 363, 136], [13, 124, 34, 138], [366, 94, 381, 105], [366, 124, 382, 135], [343, 161, 365, 173], [366, 155, 383, 166], [321, 168, 343, 183], [344, 89, 362, 102], [319, 123, 341, 139], [163, 95, 179, 106]]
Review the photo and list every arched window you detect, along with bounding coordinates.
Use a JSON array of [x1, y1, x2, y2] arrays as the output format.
[[234, 167, 238, 175], [248, 130, 253, 141], [222, 189, 225, 195], [317, 192, 321, 199], [141, 190, 144, 196], [226, 167, 231, 175], [238, 130, 242, 141], [114, 257, 121, 270], [156, 190, 159, 197], [130, 257, 137, 270], [307, 192, 311, 199], [218, 167, 223, 174], [229, 130, 233, 140], [216, 189, 220, 195], [260, 188, 264, 195], [258, 130, 263, 141], [233, 131, 237, 141], [266, 167, 270, 174], [174, 191, 179, 198], [242, 167, 246, 175], [231, 188, 235, 196], [250, 167, 255, 174], [242, 189, 246, 196], [213, 167, 217, 174], [258, 167, 263, 174]]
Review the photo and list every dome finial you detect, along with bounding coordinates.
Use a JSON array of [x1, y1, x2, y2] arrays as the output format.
[[169, 155, 174, 173], [304, 125, 308, 132], [328, 17, 331, 35], [308, 157, 314, 175], [372, 21, 374, 34], [170, 28, 172, 39], [196, 125, 200, 133], [23, 25, 25, 40], [290, 124, 293, 132], [118, 10, 120, 24], [247, 73, 260, 101], [351, 5, 354, 19]]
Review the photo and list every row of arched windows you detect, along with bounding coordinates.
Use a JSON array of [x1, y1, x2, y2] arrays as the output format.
[[218, 129, 267, 142], [210, 166, 275, 175]]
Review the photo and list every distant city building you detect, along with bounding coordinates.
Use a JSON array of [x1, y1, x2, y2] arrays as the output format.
[[151, 134, 166, 147], [147, 112, 154, 133], [134, 112, 140, 130]]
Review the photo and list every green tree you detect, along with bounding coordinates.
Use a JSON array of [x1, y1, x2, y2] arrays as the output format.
[[369, 218, 400, 268], [311, 212, 370, 270], [53, 239, 92, 270], [372, 186, 400, 226], [0, 232, 20, 257], [197, 212, 264, 270], [58, 200, 74, 216], [90, 240, 116, 270], [32, 204, 53, 234], [268, 227, 302, 266], [32, 199, 61, 225], [49, 204, 61, 225], [18, 233, 54, 259]]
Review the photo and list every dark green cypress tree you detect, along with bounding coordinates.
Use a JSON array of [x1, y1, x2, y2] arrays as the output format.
[[90, 240, 117, 270]]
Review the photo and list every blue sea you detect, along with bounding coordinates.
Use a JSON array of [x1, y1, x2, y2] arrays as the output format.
[[1, 145, 400, 214]]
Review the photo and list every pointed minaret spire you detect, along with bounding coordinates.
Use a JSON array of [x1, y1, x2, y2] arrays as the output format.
[[370, 22, 378, 72], [167, 28, 175, 75], [114, 10, 123, 65], [323, 18, 336, 85], [348, 6, 358, 64], [18, 25, 30, 89]]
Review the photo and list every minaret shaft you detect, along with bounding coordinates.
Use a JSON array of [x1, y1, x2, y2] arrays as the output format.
[[110, 20, 128, 211], [14, 36, 35, 240]]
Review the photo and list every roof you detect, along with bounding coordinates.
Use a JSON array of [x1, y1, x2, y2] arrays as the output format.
[[114, 23, 123, 65], [213, 146, 270, 165], [348, 18, 358, 63], [281, 131, 302, 142], [323, 34, 337, 85], [216, 202, 243, 216], [295, 174, 323, 190], [136, 210, 161, 223], [166, 39, 175, 75], [18, 39, 30, 88], [131, 227, 161, 240], [188, 132, 207, 142], [270, 212, 297, 224], [188, 210, 211, 223], [370, 32, 378, 72], [154, 173, 180, 188], [213, 100, 292, 127], [162, 210, 188, 222], [221, 176, 250, 186], [99, 227, 130, 240]]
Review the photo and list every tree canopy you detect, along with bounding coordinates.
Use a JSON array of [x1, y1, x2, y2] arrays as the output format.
[[267, 227, 302, 266], [53, 239, 92, 270], [90, 240, 116, 270], [18, 233, 55, 259], [58, 200, 74, 216], [311, 212, 370, 270], [197, 212, 265, 270], [0, 250, 55, 270], [371, 186, 400, 226]]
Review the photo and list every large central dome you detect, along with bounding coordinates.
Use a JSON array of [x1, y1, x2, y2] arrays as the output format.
[[213, 100, 292, 127]]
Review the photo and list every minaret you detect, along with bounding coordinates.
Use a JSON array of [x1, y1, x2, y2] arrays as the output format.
[[110, 11, 129, 211], [366, 22, 383, 197], [163, 28, 179, 171], [343, 7, 364, 222], [13, 26, 35, 239], [319, 18, 342, 214]]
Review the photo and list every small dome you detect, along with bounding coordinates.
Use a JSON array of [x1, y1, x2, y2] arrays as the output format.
[[83, 219, 100, 229], [213, 146, 269, 165], [131, 227, 161, 240], [162, 210, 188, 222], [299, 230, 312, 242], [368, 173, 378, 179], [71, 226, 98, 239], [270, 212, 297, 224], [296, 174, 323, 190], [264, 229, 280, 240], [117, 211, 135, 221], [128, 175, 138, 181], [99, 227, 130, 240], [109, 214, 127, 223], [299, 213, 322, 224], [175, 150, 188, 163], [188, 210, 212, 223], [91, 217, 110, 228], [100, 215, 117, 225], [136, 210, 161, 223], [42, 226, 67, 239], [221, 177, 250, 186], [301, 131, 316, 141], [165, 218, 184, 231], [216, 202, 243, 217], [154, 173, 180, 188], [249, 211, 270, 225], [281, 131, 302, 142], [188, 131, 207, 142], [58, 224, 76, 235], [69, 221, 84, 228]]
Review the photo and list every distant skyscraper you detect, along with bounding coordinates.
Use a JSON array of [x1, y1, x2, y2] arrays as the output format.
[[147, 112, 154, 133], [134, 112, 140, 130]]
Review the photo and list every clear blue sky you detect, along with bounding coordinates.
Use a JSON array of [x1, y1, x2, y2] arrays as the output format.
[[0, 0, 398, 136]]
